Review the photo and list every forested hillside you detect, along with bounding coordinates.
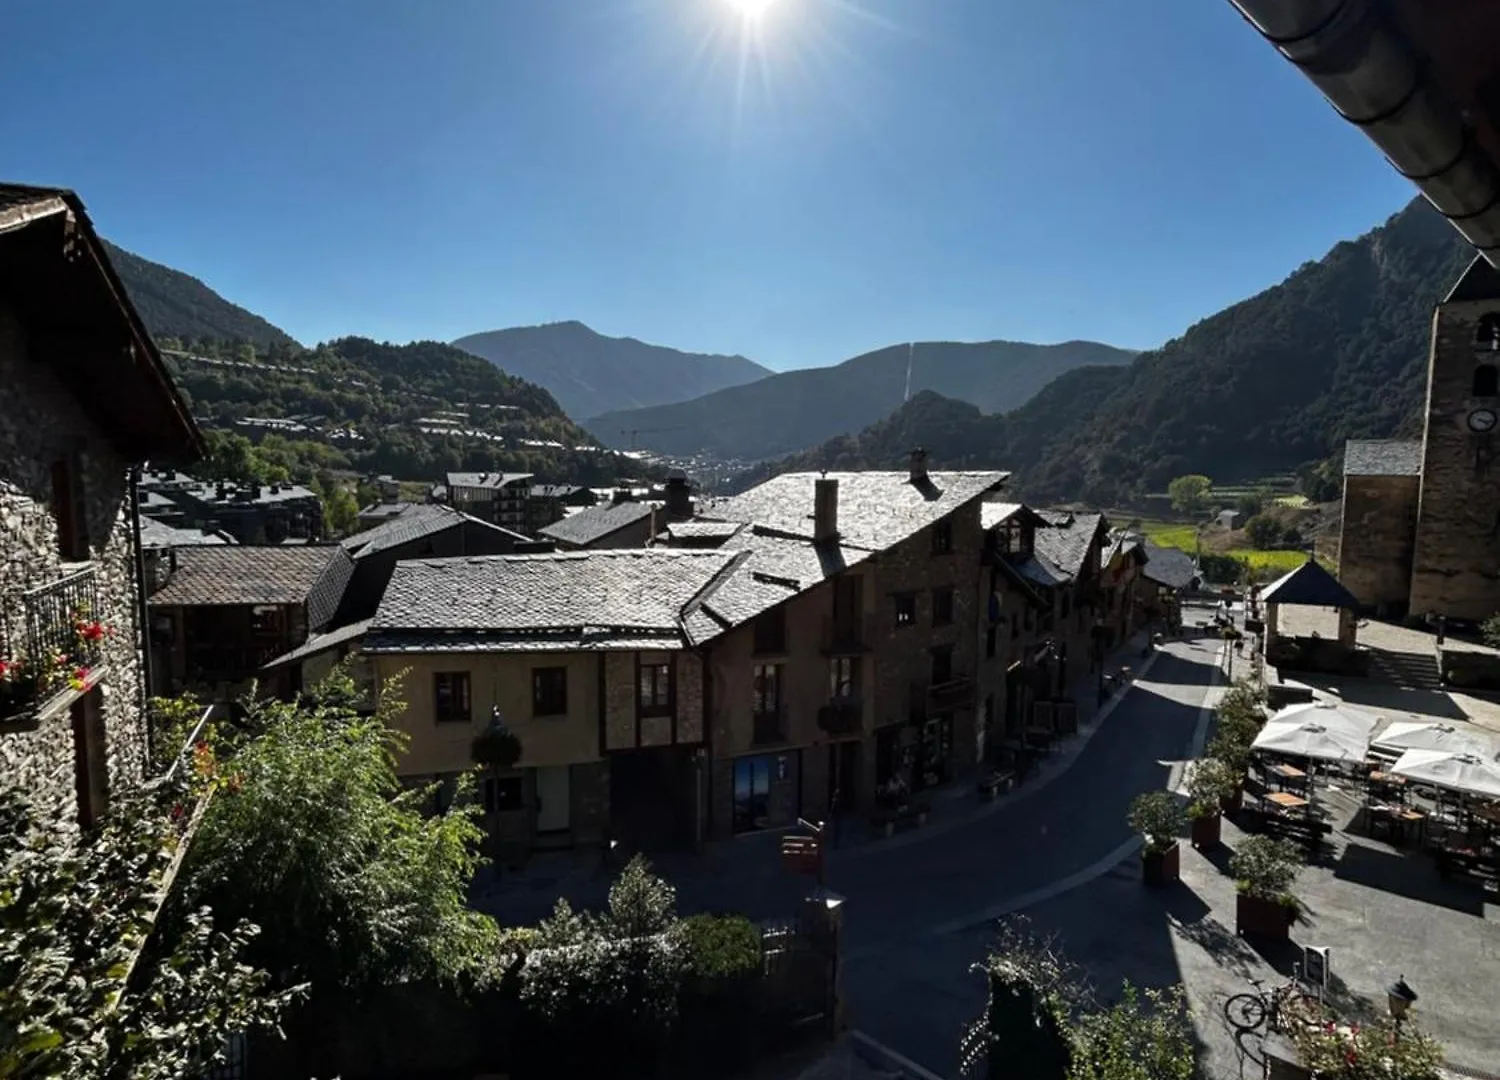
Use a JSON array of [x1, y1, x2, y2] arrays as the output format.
[[747, 198, 1473, 504], [104, 240, 298, 349], [164, 337, 656, 487]]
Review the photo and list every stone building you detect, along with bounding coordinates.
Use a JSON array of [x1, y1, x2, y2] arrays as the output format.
[[0, 183, 202, 829], [1337, 257, 1500, 623], [440, 471, 532, 531], [365, 549, 735, 855], [138, 469, 325, 544], [538, 495, 658, 550]]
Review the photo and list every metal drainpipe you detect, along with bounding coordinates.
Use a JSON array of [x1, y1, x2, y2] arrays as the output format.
[[1226, 0, 1500, 262], [128, 464, 157, 768]]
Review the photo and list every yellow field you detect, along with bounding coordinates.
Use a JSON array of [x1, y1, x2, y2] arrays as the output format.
[[1230, 549, 1313, 574], [1139, 522, 1198, 549], [1135, 520, 1318, 577]]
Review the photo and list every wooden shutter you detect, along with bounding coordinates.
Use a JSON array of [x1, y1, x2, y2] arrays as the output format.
[[51, 455, 89, 561]]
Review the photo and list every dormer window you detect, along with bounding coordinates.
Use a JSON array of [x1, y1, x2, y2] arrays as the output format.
[[996, 520, 1032, 556]]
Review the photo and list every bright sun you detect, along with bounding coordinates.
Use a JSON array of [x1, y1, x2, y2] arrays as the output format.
[[725, 0, 780, 18]]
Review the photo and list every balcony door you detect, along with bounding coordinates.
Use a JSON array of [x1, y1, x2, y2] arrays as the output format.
[[832, 576, 862, 634]]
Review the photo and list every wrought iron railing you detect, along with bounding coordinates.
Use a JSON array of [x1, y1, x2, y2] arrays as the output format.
[[1, 567, 104, 725]]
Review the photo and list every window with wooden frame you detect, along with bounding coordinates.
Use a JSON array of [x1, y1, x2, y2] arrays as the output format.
[[638, 660, 673, 717], [433, 672, 471, 724], [893, 592, 917, 627], [532, 666, 568, 717], [51, 453, 90, 562]]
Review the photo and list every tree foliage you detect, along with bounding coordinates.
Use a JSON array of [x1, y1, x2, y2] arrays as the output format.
[[1066, 983, 1195, 1080], [173, 675, 499, 992], [1167, 475, 1212, 516], [0, 770, 293, 1079]]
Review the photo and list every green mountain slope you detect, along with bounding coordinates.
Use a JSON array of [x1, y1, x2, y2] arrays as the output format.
[[585, 338, 1136, 460], [453, 320, 771, 420], [103, 240, 298, 349], [165, 337, 653, 487], [749, 198, 1473, 503]]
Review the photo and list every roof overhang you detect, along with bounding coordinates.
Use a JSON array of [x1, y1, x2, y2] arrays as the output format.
[[0, 184, 203, 462], [1226, 0, 1500, 264]]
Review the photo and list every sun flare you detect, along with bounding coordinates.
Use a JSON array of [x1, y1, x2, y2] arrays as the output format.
[[724, 0, 781, 19]]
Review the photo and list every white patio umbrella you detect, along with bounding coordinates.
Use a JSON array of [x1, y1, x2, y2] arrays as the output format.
[[1252, 702, 1379, 763], [1390, 749, 1500, 800], [1373, 720, 1499, 759]]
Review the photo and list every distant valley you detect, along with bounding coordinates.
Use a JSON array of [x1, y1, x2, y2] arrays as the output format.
[[584, 338, 1137, 461]]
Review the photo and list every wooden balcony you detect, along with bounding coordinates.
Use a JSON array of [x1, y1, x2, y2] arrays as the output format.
[[820, 614, 875, 655], [1, 567, 105, 730], [817, 695, 864, 736], [752, 703, 788, 746]]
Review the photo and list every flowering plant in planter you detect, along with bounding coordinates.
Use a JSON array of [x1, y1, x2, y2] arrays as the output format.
[[1187, 758, 1238, 819], [1291, 1015, 1444, 1079]]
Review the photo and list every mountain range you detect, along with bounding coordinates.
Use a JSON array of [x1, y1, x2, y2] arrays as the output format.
[[452, 321, 771, 421], [753, 196, 1473, 505], [583, 339, 1136, 460]]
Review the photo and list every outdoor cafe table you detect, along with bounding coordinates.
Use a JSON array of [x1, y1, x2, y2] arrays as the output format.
[[1268, 763, 1308, 790], [1267, 791, 1309, 812]]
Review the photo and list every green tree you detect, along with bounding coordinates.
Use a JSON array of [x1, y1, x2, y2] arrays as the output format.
[[174, 672, 499, 992], [0, 770, 293, 1079], [313, 477, 360, 537], [1166, 474, 1212, 516], [1244, 514, 1283, 549]]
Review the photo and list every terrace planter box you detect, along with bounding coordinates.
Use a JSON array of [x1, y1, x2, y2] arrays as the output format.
[[1141, 843, 1180, 887], [1220, 784, 1244, 816], [1236, 893, 1294, 940], [1190, 812, 1222, 850]]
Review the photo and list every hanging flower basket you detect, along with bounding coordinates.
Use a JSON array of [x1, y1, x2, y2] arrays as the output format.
[[472, 720, 523, 771]]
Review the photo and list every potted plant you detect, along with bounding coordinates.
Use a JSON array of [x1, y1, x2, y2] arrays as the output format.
[[1187, 757, 1236, 849], [1229, 835, 1301, 939], [1128, 790, 1187, 887], [472, 714, 523, 774]]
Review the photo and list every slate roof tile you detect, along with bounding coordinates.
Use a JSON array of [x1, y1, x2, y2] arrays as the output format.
[[1033, 512, 1103, 580], [149, 546, 353, 612], [539, 500, 655, 546], [341, 503, 529, 559]]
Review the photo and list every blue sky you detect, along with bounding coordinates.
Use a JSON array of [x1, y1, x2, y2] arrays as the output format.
[[2, 0, 1416, 371]]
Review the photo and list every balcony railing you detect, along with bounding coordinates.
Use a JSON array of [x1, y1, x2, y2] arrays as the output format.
[[820, 613, 875, 655], [185, 643, 283, 682], [817, 695, 864, 736], [752, 703, 788, 746], [1, 567, 105, 728]]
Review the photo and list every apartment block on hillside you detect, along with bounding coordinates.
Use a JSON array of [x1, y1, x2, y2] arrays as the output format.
[[441, 471, 532, 531], [0, 182, 203, 828], [138, 469, 324, 544]]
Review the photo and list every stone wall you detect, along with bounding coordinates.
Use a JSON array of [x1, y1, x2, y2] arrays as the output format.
[[1410, 297, 1500, 622], [0, 306, 149, 826], [1338, 474, 1420, 615]]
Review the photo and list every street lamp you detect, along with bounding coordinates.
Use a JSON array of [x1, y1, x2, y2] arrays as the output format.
[[1386, 975, 1417, 1030]]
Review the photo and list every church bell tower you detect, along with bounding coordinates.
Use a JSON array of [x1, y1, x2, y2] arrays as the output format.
[[1408, 257, 1500, 622]]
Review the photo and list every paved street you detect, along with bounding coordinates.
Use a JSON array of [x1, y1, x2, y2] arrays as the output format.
[[479, 630, 1224, 1077]]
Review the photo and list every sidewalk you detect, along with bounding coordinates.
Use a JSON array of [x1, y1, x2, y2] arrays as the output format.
[[473, 627, 1168, 926]]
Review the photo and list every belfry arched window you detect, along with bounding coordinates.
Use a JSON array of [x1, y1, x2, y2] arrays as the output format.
[[1475, 363, 1499, 398], [1476, 313, 1500, 351]]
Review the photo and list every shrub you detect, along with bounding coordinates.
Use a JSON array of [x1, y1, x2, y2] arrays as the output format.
[[1292, 1015, 1444, 1079], [1244, 514, 1284, 549], [681, 914, 762, 982], [1127, 791, 1186, 854], [1066, 983, 1195, 1080], [1229, 836, 1302, 905], [1186, 758, 1237, 818]]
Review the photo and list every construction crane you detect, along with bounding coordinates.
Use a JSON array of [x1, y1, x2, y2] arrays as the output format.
[[619, 427, 685, 451]]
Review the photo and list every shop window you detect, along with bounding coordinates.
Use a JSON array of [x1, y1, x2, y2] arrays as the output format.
[[532, 666, 568, 716], [732, 755, 773, 833], [932, 586, 955, 627], [433, 672, 471, 724]]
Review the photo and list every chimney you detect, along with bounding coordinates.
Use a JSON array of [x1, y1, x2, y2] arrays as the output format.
[[909, 447, 929, 483], [612, 488, 631, 505], [664, 470, 692, 522], [813, 473, 839, 543]]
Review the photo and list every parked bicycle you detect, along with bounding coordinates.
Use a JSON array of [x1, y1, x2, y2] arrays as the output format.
[[1223, 965, 1320, 1035]]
